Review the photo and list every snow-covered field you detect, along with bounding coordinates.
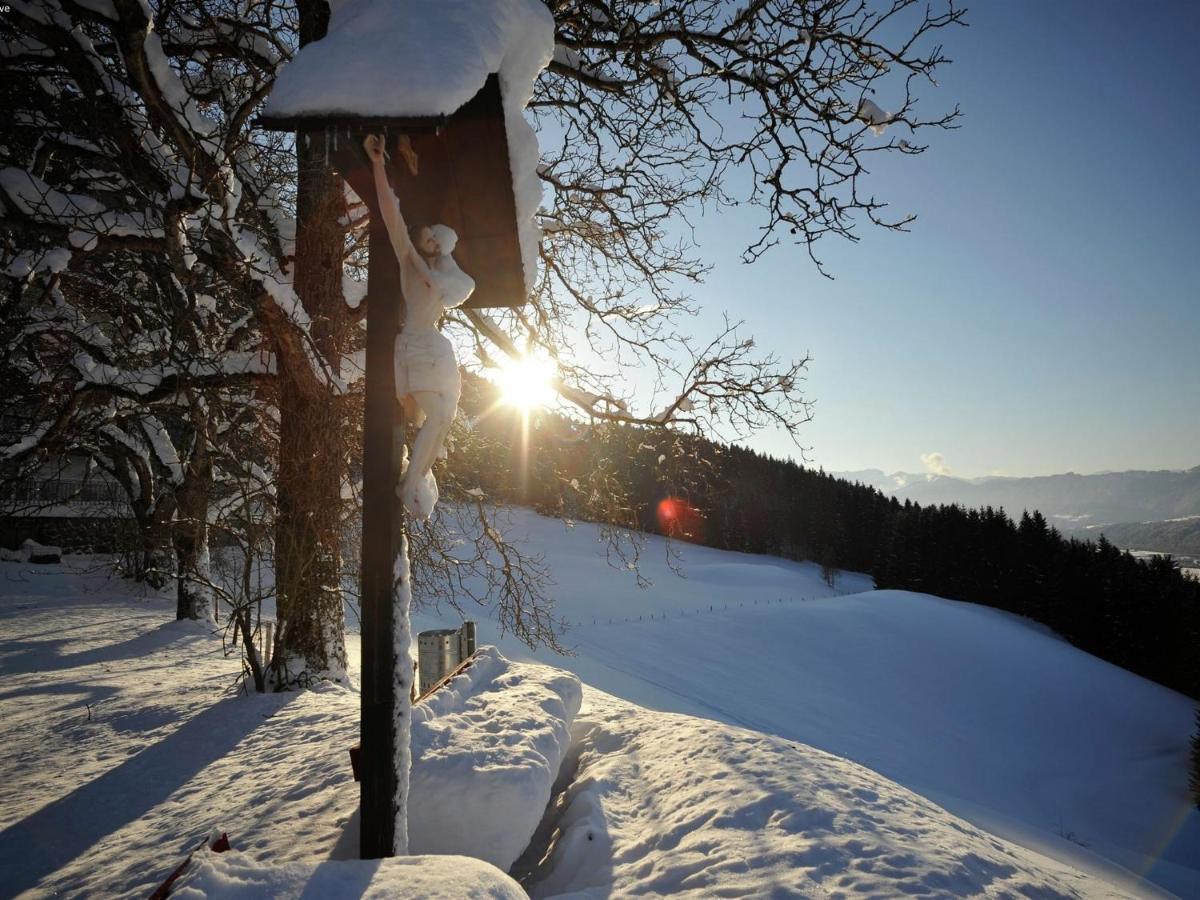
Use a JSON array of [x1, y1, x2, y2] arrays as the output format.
[[2, 507, 1197, 898], [415, 509, 1200, 898]]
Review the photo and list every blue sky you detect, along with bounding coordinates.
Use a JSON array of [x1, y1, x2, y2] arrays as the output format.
[[683, 0, 1200, 478]]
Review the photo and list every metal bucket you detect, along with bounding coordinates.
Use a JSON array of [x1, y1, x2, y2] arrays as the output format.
[[417, 621, 478, 696]]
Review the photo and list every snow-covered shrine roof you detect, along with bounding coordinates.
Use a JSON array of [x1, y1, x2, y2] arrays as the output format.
[[261, 0, 553, 301], [262, 0, 553, 123]]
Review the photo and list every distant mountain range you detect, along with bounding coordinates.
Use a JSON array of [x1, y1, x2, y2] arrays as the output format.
[[833, 466, 1200, 557]]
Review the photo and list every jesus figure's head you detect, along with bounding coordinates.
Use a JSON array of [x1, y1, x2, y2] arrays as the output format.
[[414, 224, 458, 259]]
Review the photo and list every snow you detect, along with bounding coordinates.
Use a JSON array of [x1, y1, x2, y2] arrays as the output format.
[[526, 690, 1130, 899], [1, 540, 64, 563], [72, 353, 272, 397], [1, 509, 1197, 898], [342, 273, 368, 309], [218, 349, 275, 376], [142, 416, 185, 485], [0, 564, 316, 899], [0, 557, 574, 896], [177, 19, 282, 74], [232, 230, 307, 325], [0, 167, 163, 241], [392, 537, 414, 855], [173, 848, 526, 899], [176, 215, 198, 270], [341, 347, 367, 384], [412, 507, 1200, 899], [0, 167, 100, 217], [22, 538, 62, 560], [264, 0, 551, 121], [410, 646, 582, 870], [856, 97, 894, 135], [3, 246, 71, 279], [142, 31, 220, 150], [264, 0, 553, 294], [0, 420, 51, 461]]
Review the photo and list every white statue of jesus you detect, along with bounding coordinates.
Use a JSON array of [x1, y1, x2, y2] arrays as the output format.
[[365, 134, 475, 520]]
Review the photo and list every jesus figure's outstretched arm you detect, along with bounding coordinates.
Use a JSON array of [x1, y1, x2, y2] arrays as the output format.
[[364, 135, 429, 278]]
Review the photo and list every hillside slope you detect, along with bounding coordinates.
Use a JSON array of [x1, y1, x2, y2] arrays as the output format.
[[2, 510, 1196, 897], [525, 688, 1130, 899], [411, 507, 1200, 897]]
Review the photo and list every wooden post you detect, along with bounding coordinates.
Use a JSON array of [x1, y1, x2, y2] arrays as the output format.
[[357, 161, 406, 859]]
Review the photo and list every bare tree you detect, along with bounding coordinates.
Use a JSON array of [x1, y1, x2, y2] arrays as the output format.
[[0, 0, 334, 658], [444, 1, 962, 570], [468, 0, 962, 427], [1, 0, 963, 683]]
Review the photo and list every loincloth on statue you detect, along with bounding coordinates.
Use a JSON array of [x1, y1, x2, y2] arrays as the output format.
[[394, 327, 461, 398]]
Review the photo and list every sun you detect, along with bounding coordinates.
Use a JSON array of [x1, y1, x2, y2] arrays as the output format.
[[495, 354, 557, 410]]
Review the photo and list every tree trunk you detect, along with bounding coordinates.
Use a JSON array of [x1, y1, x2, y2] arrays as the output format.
[[271, 0, 349, 686], [173, 518, 212, 621], [174, 403, 214, 621], [236, 605, 268, 693], [273, 380, 348, 683], [124, 501, 171, 588]]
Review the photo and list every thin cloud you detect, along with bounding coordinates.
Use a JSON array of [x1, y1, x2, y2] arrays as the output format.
[[920, 452, 952, 477]]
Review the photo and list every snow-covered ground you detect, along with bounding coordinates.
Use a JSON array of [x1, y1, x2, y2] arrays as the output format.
[[0, 559, 359, 898], [2, 507, 1197, 897], [524, 689, 1128, 898], [173, 849, 528, 899], [411, 508, 1199, 898]]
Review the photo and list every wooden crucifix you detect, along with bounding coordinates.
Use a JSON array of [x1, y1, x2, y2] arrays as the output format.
[[260, 73, 529, 859]]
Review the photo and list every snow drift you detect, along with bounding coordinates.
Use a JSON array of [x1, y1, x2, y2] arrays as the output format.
[[172, 847, 525, 899], [524, 690, 1129, 899], [410, 646, 582, 870]]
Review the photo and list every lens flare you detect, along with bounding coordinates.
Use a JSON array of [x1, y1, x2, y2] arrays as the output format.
[[656, 497, 704, 541]]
